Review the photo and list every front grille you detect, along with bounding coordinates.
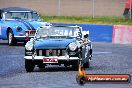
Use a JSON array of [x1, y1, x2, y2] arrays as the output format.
[[25, 30, 36, 36], [36, 49, 66, 56]]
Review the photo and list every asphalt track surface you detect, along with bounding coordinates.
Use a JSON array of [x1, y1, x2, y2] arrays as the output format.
[[0, 40, 132, 88]]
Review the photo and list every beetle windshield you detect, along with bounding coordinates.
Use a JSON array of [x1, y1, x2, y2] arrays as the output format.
[[5, 12, 40, 20], [36, 26, 81, 39]]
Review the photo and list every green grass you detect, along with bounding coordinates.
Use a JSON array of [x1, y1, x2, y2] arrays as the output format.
[[41, 16, 132, 25]]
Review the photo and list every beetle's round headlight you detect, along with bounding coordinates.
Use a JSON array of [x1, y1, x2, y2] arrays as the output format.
[[25, 41, 33, 51], [16, 26, 22, 31], [69, 43, 78, 51]]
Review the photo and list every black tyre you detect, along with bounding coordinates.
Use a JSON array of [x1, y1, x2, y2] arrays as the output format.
[[25, 60, 35, 72], [72, 60, 80, 71], [83, 61, 90, 68], [8, 30, 16, 46], [24, 41, 27, 45], [38, 64, 45, 70]]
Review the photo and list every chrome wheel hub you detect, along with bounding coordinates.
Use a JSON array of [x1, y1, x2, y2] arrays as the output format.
[[8, 32, 12, 44]]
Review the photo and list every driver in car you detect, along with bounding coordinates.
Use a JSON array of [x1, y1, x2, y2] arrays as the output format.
[[82, 31, 92, 60]]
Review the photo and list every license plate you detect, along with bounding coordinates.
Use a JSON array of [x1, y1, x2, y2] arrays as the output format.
[[43, 57, 58, 63]]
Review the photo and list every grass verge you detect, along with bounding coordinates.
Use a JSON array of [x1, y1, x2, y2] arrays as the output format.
[[41, 16, 132, 25]]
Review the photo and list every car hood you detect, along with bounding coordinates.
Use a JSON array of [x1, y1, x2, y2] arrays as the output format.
[[34, 38, 76, 49], [22, 20, 50, 29], [6, 20, 50, 30]]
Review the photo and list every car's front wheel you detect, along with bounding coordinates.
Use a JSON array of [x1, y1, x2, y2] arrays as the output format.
[[8, 30, 16, 46], [38, 64, 45, 70], [72, 60, 80, 71], [25, 60, 35, 72], [83, 61, 90, 68]]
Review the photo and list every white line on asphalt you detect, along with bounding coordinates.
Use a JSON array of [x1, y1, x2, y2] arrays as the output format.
[[93, 51, 112, 54]]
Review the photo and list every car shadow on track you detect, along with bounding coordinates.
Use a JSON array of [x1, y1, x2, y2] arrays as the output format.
[[0, 42, 25, 46], [0, 42, 9, 45], [33, 66, 96, 72], [14, 43, 25, 46], [0, 40, 25, 46], [33, 66, 76, 72]]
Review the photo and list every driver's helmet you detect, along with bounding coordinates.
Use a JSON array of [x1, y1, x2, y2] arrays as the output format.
[[82, 31, 89, 38]]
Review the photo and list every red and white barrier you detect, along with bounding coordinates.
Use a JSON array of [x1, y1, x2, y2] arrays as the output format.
[[113, 25, 132, 44]]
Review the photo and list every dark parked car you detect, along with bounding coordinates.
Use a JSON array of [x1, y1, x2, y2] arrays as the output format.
[[24, 25, 92, 72]]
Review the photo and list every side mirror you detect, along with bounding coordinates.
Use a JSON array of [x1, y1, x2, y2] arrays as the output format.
[[36, 36, 41, 39], [30, 38, 34, 41]]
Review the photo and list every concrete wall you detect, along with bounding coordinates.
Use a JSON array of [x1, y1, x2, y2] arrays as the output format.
[[0, 0, 127, 17]]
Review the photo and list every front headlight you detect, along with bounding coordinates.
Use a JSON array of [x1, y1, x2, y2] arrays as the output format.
[[25, 41, 33, 51], [16, 26, 22, 32], [25, 32, 29, 37], [69, 42, 78, 51]]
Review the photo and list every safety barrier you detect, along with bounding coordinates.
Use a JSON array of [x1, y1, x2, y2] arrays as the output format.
[[52, 23, 113, 42], [113, 25, 132, 44], [52, 23, 132, 44]]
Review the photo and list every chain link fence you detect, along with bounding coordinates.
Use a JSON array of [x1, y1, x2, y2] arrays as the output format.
[[0, 0, 128, 17]]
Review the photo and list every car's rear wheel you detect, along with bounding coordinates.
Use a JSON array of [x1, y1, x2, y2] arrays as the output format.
[[72, 60, 80, 71], [8, 30, 16, 46], [25, 60, 35, 72]]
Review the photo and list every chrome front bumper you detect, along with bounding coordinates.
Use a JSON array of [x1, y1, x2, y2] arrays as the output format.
[[14, 35, 34, 38], [14, 35, 34, 41], [24, 56, 79, 61]]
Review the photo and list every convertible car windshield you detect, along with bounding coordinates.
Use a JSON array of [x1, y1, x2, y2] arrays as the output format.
[[36, 26, 81, 38], [5, 12, 39, 20]]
